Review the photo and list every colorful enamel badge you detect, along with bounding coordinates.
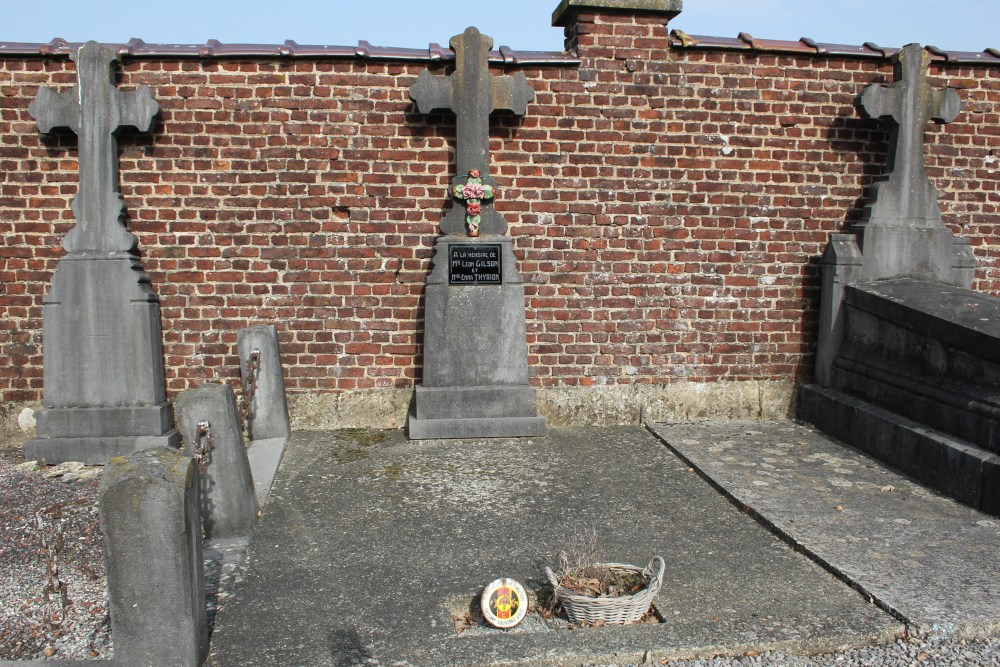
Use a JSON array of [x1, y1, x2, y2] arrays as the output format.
[[481, 577, 528, 629], [453, 169, 495, 238]]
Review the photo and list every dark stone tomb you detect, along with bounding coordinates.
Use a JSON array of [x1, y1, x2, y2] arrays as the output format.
[[24, 42, 180, 464], [407, 27, 545, 439], [800, 44, 1000, 514]]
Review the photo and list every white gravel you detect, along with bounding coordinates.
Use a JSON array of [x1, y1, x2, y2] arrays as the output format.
[[0, 451, 110, 660]]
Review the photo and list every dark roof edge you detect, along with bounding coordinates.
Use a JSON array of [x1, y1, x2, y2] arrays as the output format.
[[669, 30, 1000, 66], [0, 38, 581, 66]]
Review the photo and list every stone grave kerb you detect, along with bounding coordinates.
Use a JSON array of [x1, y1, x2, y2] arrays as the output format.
[[24, 42, 180, 464]]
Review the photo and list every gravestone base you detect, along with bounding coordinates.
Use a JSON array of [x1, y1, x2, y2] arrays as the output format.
[[854, 221, 959, 283], [26, 405, 181, 464], [24, 252, 178, 464], [408, 384, 546, 439]]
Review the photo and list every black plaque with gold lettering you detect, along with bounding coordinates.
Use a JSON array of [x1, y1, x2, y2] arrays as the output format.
[[448, 244, 503, 285]]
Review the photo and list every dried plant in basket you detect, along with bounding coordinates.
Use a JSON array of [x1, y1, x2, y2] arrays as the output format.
[[545, 540, 665, 625]]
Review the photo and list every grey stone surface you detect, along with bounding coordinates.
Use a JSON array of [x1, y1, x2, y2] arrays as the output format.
[[408, 238, 544, 439], [99, 447, 207, 667], [24, 42, 176, 465], [553, 0, 683, 27], [236, 325, 291, 442], [804, 277, 1000, 513], [175, 383, 259, 538], [649, 420, 1000, 638], [245, 436, 287, 506], [834, 280, 1000, 451], [205, 427, 897, 666], [410, 26, 533, 236], [799, 384, 1000, 514]]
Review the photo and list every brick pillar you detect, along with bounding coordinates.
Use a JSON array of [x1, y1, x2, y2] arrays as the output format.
[[552, 0, 683, 55]]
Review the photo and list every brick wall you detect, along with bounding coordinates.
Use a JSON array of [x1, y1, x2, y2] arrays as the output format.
[[1, 7, 998, 424]]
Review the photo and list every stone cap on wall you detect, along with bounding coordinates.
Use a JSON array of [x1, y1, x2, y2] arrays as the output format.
[[0, 37, 581, 66], [669, 29, 1000, 65], [553, 0, 683, 27]]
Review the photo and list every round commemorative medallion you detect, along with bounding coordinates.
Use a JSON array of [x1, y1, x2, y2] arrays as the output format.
[[481, 577, 528, 629]]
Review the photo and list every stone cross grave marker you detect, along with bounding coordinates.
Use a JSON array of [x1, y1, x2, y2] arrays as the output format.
[[813, 44, 972, 385], [860, 43, 961, 225], [851, 43, 970, 283], [24, 42, 180, 464], [411, 26, 533, 236], [30, 41, 159, 254], [406, 27, 544, 440]]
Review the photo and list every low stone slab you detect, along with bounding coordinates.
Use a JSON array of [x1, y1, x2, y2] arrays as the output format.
[[205, 427, 895, 666], [649, 420, 1000, 638]]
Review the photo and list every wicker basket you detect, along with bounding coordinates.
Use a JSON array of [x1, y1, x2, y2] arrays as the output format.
[[544, 556, 665, 625]]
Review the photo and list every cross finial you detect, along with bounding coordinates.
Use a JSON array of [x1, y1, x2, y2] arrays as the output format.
[[29, 41, 159, 254], [860, 43, 961, 223], [410, 27, 534, 236]]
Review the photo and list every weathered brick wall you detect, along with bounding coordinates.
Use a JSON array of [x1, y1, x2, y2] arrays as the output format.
[[1, 7, 998, 424]]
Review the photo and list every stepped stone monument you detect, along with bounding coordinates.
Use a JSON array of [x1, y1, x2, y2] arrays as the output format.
[[24, 42, 180, 464], [407, 27, 545, 439], [800, 45, 1000, 514]]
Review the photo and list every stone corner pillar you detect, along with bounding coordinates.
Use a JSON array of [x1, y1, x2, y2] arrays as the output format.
[[175, 383, 259, 539], [815, 233, 863, 388], [552, 0, 683, 26], [99, 447, 207, 667], [552, 0, 682, 53], [236, 325, 291, 442]]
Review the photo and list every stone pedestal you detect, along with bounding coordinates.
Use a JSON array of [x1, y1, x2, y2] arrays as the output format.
[[25, 255, 180, 464], [408, 236, 545, 439]]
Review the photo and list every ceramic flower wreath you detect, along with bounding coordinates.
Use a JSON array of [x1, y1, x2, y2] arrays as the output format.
[[453, 169, 495, 237]]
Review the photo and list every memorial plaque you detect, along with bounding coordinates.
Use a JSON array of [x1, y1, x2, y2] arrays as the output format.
[[448, 244, 502, 285], [481, 577, 528, 629]]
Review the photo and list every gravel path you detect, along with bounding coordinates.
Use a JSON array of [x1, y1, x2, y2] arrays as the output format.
[[2, 448, 998, 665], [613, 637, 1000, 665], [0, 450, 109, 661]]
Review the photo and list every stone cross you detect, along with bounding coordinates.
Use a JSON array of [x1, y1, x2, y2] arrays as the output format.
[[29, 41, 159, 254], [860, 43, 961, 223], [410, 27, 534, 235]]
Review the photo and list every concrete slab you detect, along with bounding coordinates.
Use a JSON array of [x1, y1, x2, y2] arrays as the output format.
[[205, 427, 897, 667], [245, 437, 287, 507], [649, 420, 1000, 639]]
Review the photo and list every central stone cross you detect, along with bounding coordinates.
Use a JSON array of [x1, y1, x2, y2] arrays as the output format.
[[860, 43, 961, 223], [410, 26, 534, 236], [24, 41, 178, 465], [29, 41, 159, 254]]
